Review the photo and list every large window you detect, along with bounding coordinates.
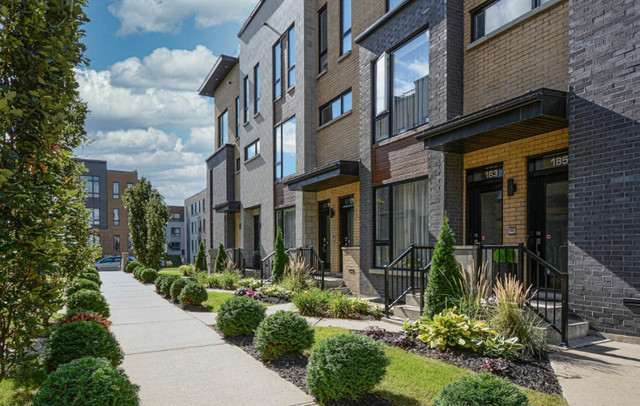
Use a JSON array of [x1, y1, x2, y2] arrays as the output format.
[[82, 176, 99, 198], [218, 110, 228, 147], [254, 64, 260, 114], [287, 26, 295, 87], [88, 208, 100, 226], [274, 41, 282, 100], [113, 235, 120, 252], [340, 0, 352, 55], [274, 116, 296, 180], [113, 208, 120, 226], [320, 89, 352, 126], [112, 182, 119, 199], [127, 235, 132, 250], [276, 207, 296, 249], [473, 0, 549, 41], [168, 242, 181, 251], [127, 182, 133, 189], [318, 6, 328, 72], [245, 139, 260, 161], [235, 97, 240, 137], [171, 227, 181, 237], [387, 0, 403, 11], [374, 31, 430, 142], [374, 178, 429, 267], [243, 75, 249, 122]]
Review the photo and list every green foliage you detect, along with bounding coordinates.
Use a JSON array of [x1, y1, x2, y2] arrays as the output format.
[[164, 255, 182, 267], [146, 192, 171, 270], [273, 228, 289, 282], [480, 334, 523, 360], [216, 296, 266, 337], [42, 321, 123, 373], [493, 248, 516, 264], [34, 357, 139, 406], [61, 311, 111, 329], [213, 243, 226, 272], [79, 272, 101, 287], [306, 334, 390, 403], [85, 266, 100, 276], [433, 373, 529, 406], [170, 278, 188, 301], [238, 278, 261, 289], [279, 258, 316, 292], [293, 290, 382, 319], [293, 289, 331, 316], [67, 290, 110, 317], [154, 274, 167, 293], [254, 311, 315, 361], [66, 279, 99, 297], [179, 264, 196, 276], [418, 308, 492, 352], [257, 284, 293, 301], [139, 268, 158, 283], [178, 282, 208, 307], [160, 275, 181, 297], [423, 216, 464, 319], [125, 261, 141, 273], [206, 270, 241, 290]]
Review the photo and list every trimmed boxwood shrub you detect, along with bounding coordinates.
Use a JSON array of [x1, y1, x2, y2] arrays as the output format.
[[254, 311, 314, 361], [85, 266, 100, 276], [79, 271, 101, 286], [179, 282, 208, 306], [67, 289, 110, 317], [170, 278, 188, 301], [133, 266, 145, 280], [433, 373, 530, 406], [155, 274, 167, 293], [217, 296, 266, 337], [126, 261, 141, 273], [160, 274, 181, 297], [42, 321, 123, 373], [306, 334, 390, 403], [61, 310, 111, 329], [140, 268, 158, 283], [34, 357, 139, 406], [66, 278, 99, 297]]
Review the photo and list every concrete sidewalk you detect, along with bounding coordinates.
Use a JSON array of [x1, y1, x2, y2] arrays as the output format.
[[100, 271, 314, 406]]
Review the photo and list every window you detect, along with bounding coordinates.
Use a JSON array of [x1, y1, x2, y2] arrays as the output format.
[[340, 0, 352, 55], [387, 0, 403, 11], [172, 212, 181, 220], [243, 75, 249, 122], [374, 178, 429, 267], [89, 235, 100, 247], [274, 41, 282, 99], [320, 89, 352, 126], [127, 182, 133, 188], [168, 242, 181, 251], [113, 235, 120, 252], [112, 182, 119, 199], [245, 139, 260, 161], [374, 30, 429, 142], [82, 176, 99, 198], [113, 208, 120, 226], [127, 235, 132, 250], [287, 26, 295, 87], [254, 64, 260, 114], [276, 207, 296, 249], [235, 97, 240, 137], [318, 6, 328, 72], [218, 110, 228, 147], [236, 158, 241, 172], [473, 0, 548, 41], [171, 227, 181, 237], [274, 116, 296, 180], [209, 168, 214, 205], [88, 208, 100, 226]]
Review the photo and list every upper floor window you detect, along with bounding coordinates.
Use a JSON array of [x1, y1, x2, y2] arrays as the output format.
[[113, 208, 120, 226], [387, 0, 403, 11], [287, 26, 296, 87], [318, 6, 328, 72], [243, 75, 250, 122], [340, 0, 352, 55], [172, 212, 182, 221], [171, 227, 181, 237], [112, 182, 119, 199], [274, 116, 296, 180], [126, 182, 133, 188], [254, 64, 260, 114], [320, 89, 353, 126], [88, 208, 100, 226], [374, 30, 430, 142], [245, 139, 260, 161], [235, 97, 240, 137], [472, 0, 549, 41], [218, 110, 228, 147], [82, 175, 99, 198], [274, 41, 282, 100]]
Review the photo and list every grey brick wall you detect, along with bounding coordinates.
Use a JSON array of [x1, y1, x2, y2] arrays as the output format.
[[568, 0, 640, 336]]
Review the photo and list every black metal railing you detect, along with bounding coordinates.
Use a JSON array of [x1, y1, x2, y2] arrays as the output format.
[[225, 248, 246, 277], [260, 247, 325, 289], [384, 245, 434, 317]]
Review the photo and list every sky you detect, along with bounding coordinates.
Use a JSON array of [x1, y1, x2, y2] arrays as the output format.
[[74, 0, 258, 206]]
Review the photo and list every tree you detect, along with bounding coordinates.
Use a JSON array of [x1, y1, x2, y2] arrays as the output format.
[[0, 0, 96, 382], [196, 240, 209, 272], [272, 228, 289, 282], [213, 242, 226, 273], [423, 216, 464, 319], [145, 191, 170, 270]]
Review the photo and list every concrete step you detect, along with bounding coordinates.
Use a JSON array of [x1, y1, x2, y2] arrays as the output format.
[[527, 300, 563, 322], [330, 286, 350, 295], [406, 293, 421, 308], [546, 319, 590, 344], [242, 269, 260, 278], [392, 304, 421, 321], [323, 276, 345, 289]]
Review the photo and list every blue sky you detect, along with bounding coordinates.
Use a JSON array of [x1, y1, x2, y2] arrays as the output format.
[[74, 0, 258, 205]]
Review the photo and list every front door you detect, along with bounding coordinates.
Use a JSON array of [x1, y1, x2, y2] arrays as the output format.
[[339, 196, 354, 273], [318, 200, 331, 272], [467, 165, 503, 245]]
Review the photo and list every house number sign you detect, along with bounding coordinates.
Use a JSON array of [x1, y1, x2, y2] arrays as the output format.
[[529, 151, 569, 172]]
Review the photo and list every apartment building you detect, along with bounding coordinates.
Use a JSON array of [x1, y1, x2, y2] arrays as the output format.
[[166, 205, 185, 263], [184, 189, 207, 264]]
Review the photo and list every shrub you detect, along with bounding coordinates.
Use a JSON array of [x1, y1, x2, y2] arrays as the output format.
[[238, 278, 261, 289], [34, 357, 139, 406], [42, 321, 123, 372], [217, 296, 266, 337], [155, 274, 167, 293], [206, 273, 223, 288], [220, 269, 241, 290], [61, 310, 111, 329], [160, 274, 181, 297], [393, 334, 413, 349], [79, 272, 101, 287], [196, 240, 208, 271], [170, 278, 188, 301], [272, 228, 289, 282], [133, 266, 143, 280], [179, 264, 196, 276], [364, 326, 387, 340], [423, 216, 464, 319], [328, 292, 356, 318], [258, 284, 293, 301], [85, 266, 100, 276], [483, 358, 511, 376], [66, 279, 99, 297], [125, 261, 141, 273], [306, 334, 390, 403], [139, 268, 158, 283], [279, 258, 316, 292], [433, 373, 529, 406], [178, 282, 208, 307], [189, 271, 208, 285], [402, 319, 423, 339], [67, 289, 110, 317], [417, 307, 492, 352], [293, 289, 332, 317], [214, 243, 227, 273], [254, 311, 315, 361]]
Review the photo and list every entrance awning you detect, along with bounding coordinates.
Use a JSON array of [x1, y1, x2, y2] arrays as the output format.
[[214, 201, 241, 213], [284, 160, 359, 192], [416, 88, 567, 153]]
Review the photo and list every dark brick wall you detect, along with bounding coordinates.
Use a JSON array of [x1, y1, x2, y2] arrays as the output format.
[[81, 159, 108, 230], [568, 0, 640, 336]]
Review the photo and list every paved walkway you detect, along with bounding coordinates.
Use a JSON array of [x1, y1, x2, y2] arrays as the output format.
[[100, 271, 314, 406]]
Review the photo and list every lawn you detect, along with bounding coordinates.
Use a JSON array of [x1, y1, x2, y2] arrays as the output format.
[[159, 269, 181, 276], [204, 291, 235, 312], [311, 327, 567, 406]]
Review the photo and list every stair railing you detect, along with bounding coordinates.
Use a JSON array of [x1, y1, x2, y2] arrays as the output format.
[[225, 248, 246, 277], [384, 245, 434, 317]]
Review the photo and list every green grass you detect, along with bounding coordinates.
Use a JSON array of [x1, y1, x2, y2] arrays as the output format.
[[204, 291, 235, 312], [0, 379, 17, 404], [159, 270, 181, 276], [310, 327, 567, 406]]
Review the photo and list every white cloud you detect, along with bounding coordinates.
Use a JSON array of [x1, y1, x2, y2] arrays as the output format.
[[184, 126, 215, 153], [109, 0, 258, 36]]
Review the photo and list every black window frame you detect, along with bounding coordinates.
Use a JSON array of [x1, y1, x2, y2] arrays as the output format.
[[243, 75, 250, 123], [113, 208, 120, 226], [112, 182, 119, 199], [89, 208, 100, 226], [235, 97, 240, 138], [471, 0, 545, 41], [113, 235, 120, 252], [275, 206, 296, 249], [318, 6, 328, 73], [253, 64, 260, 115], [218, 109, 229, 148], [82, 175, 100, 198], [287, 25, 296, 88], [171, 227, 181, 237], [319, 89, 353, 126], [168, 241, 181, 251], [244, 139, 260, 161], [273, 40, 282, 100], [340, 0, 352, 55]]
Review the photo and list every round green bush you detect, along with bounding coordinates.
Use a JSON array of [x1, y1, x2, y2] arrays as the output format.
[[254, 311, 314, 361], [160, 274, 181, 296], [125, 261, 141, 273], [140, 268, 158, 283], [85, 266, 101, 276], [433, 373, 530, 406], [67, 289, 110, 317], [178, 282, 208, 306], [34, 357, 139, 406], [170, 278, 188, 301], [133, 266, 145, 280], [42, 321, 123, 373], [79, 272, 101, 286], [217, 296, 266, 337], [66, 279, 99, 297], [155, 274, 167, 293], [306, 334, 390, 403]]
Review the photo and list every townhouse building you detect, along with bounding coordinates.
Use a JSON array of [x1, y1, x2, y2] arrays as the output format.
[[165, 205, 185, 263], [184, 189, 207, 264]]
